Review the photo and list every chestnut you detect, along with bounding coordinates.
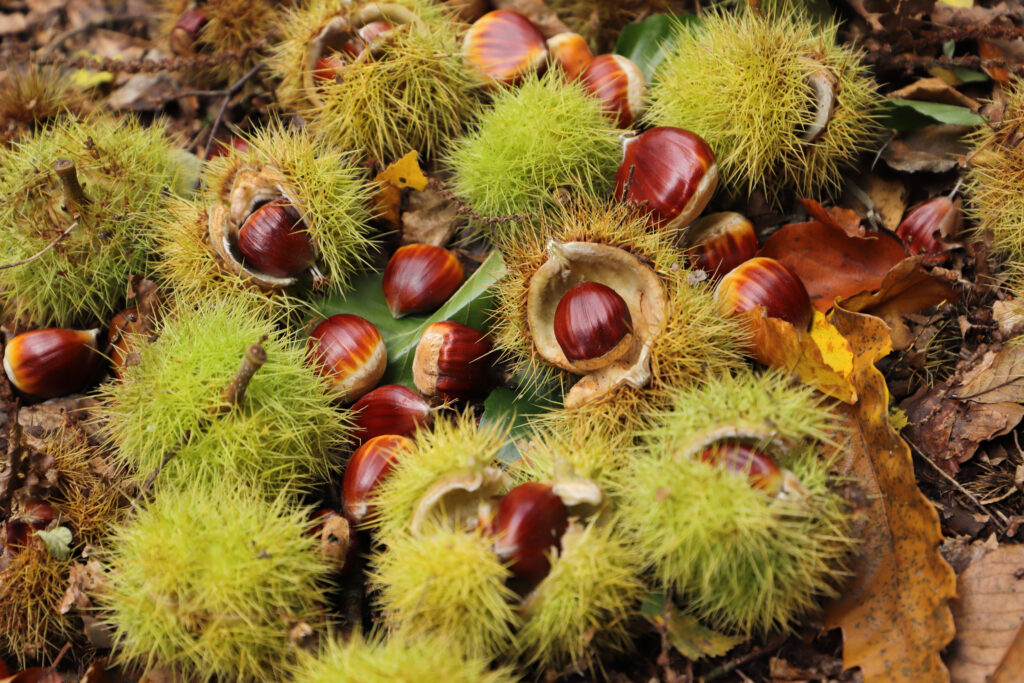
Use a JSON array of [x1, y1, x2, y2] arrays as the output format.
[[342, 20, 393, 58], [579, 54, 646, 128], [205, 136, 249, 161], [313, 53, 345, 84], [4, 499, 57, 553], [715, 257, 813, 331], [896, 196, 962, 264], [489, 481, 568, 585], [343, 434, 412, 524], [382, 244, 464, 318], [412, 321, 493, 400], [553, 281, 634, 372], [685, 212, 758, 277], [3, 328, 102, 399], [306, 314, 387, 402], [237, 199, 317, 279], [615, 126, 718, 232], [547, 32, 593, 81], [462, 9, 548, 86], [350, 384, 433, 445], [169, 8, 206, 56], [700, 441, 807, 499]]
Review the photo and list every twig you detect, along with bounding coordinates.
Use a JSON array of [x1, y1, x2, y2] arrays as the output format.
[[0, 221, 77, 271], [703, 636, 786, 682], [54, 158, 90, 214], [202, 62, 265, 160]]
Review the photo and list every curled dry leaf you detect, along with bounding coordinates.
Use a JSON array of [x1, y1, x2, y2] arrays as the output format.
[[881, 125, 972, 174], [371, 150, 429, 230], [823, 306, 956, 683], [799, 198, 866, 238]]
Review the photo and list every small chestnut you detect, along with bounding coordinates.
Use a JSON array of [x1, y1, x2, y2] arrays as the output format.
[[685, 212, 759, 277], [306, 314, 387, 402], [580, 54, 646, 128], [896, 196, 962, 264], [412, 321, 493, 400], [343, 434, 413, 524], [700, 441, 807, 498], [553, 281, 634, 372], [342, 20, 393, 58], [237, 199, 317, 279], [4, 499, 57, 553], [490, 481, 568, 585], [547, 32, 593, 81], [350, 384, 433, 445], [3, 328, 102, 399], [462, 9, 548, 86], [206, 136, 250, 161], [615, 126, 718, 232], [313, 53, 345, 84], [715, 257, 813, 331], [169, 8, 206, 56], [382, 244, 464, 318]]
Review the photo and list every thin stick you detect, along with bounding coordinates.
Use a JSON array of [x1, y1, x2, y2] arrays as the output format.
[[0, 222, 77, 271], [202, 62, 264, 160], [54, 159, 90, 213], [703, 636, 785, 682], [216, 335, 268, 414]]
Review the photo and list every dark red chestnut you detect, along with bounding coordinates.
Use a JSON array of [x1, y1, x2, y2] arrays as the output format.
[[490, 482, 568, 585], [350, 384, 433, 444], [3, 328, 102, 398], [685, 212, 759, 277], [715, 257, 813, 331], [313, 53, 345, 84], [615, 126, 718, 231], [412, 321, 492, 400], [205, 136, 249, 161], [699, 442, 782, 493], [4, 500, 56, 553], [307, 314, 387, 402], [342, 20, 393, 58], [170, 8, 206, 56], [382, 244, 464, 318], [462, 9, 548, 86], [553, 281, 633, 372], [237, 199, 317, 278], [896, 196, 962, 264], [547, 32, 593, 82], [579, 54, 646, 128], [343, 434, 412, 524]]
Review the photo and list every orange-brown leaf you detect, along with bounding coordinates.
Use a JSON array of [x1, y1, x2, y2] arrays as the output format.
[[823, 306, 956, 683]]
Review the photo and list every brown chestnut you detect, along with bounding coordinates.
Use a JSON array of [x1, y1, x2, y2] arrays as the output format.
[[3, 328, 102, 399], [685, 212, 758, 277], [547, 32, 593, 82], [412, 321, 493, 400], [462, 9, 548, 86], [313, 53, 345, 84], [580, 54, 646, 128], [343, 434, 413, 524], [170, 8, 206, 56], [896, 196, 962, 264], [205, 135, 250, 161], [306, 314, 387, 402], [490, 481, 568, 585], [553, 281, 634, 372], [4, 500, 57, 553], [700, 442, 807, 498], [382, 244, 464, 318], [615, 126, 718, 232], [237, 199, 317, 279], [715, 257, 812, 331], [342, 20, 393, 58], [350, 384, 433, 445]]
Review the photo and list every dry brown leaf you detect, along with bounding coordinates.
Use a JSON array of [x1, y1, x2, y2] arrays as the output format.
[[843, 173, 908, 233], [978, 39, 1011, 85], [882, 125, 973, 174], [948, 545, 1024, 683], [993, 621, 1024, 683], [888, 77, 982, 109], [401, 185, 461, 246], [799, 198, 866, 238], [372, 151, 428, 231], [824, 306, 956, 683], [954, 346, 1024, 404]]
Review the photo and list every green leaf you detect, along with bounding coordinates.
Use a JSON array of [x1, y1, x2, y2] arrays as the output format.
[[36, 526, 72, 560], [879, 99, 985, 131], [953, 68, 988, 84], [614, 14, 699, 82], [640, 592, 747, 661], [942, 39, 956, 59], [479, 386, 558, 464], [313, 250, 507, 389]]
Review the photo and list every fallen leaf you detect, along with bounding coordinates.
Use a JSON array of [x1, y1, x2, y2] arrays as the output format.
[[0, 670, 61, 683], [640, 592, 746, 661], [843, 173, 908, 233], [376, 150, 427, 191], [882, 125, 973, 173], [824, 306, 957, 683], [758, 220, 907, 312], [888, 77, 982, 109], [954, 345, 1024, 403], [401, 185, 462, 246], [993, 622, 1024, 683], [799, 198, 866, 238], [978, 39, 1011, 84], [948, 545, 1024, 683]]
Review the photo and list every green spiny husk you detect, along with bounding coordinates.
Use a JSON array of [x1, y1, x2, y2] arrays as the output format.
[[97, 294, 347, 495], [619, 370, 852, 634], [0, 114, 184, 328], [446, 70, 621, 232], [291, 631, 517, 682], [644, 8, 880, 203], [101, 479, 331, 681]]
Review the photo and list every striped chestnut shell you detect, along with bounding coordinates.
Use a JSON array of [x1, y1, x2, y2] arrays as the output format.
[[685, 212, 759, 277], [237, 199, 317, 279], [382, 244, 464, 318], [462, 9, 548, 86], [412, 321, 493, 400], [3, 328, 102, 399], [715, 257, 813, 331], [306, 314, 387, 402], [579, 54, 646, 128]]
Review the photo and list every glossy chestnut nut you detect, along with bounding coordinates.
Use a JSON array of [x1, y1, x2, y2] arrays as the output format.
[[490, 482, 568, 585], [206, 136, 250, 161], [237, 199, 317, 279], [685, 212, 759, 277], [462, 9, 548, 86], [553, 281, 633, 372], [4, 500, 56, 553], [382, 244, 464, 318], [169, 8, 206, 56], [342, 20, 393, 58], [580, 54, 646, 128], [343, 434, 412, 524], [615, 126, 718, 231], [547, 32, 593, 81], [412, 321, 493, 400], [313, 53, 345, 84], [307, 314, 387, 402], [700, 442, 781, 492], [896, 196, 962, 264], [716, 257, 813, 331], [3, 328, 102, 398], [350, 384, 433, 444]]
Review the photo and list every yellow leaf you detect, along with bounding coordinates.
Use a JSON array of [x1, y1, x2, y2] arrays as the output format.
[[70, 68, 115, 90], [375, 150, 427, 191], [939, 0, 973, 7]]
